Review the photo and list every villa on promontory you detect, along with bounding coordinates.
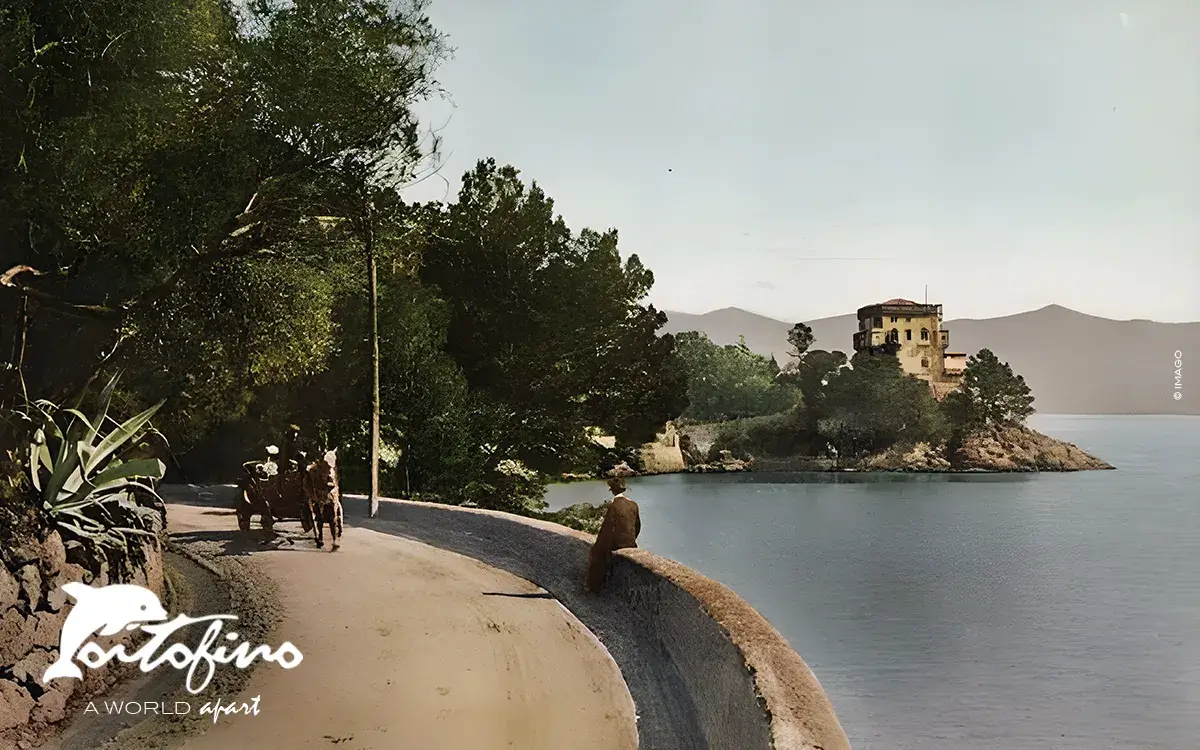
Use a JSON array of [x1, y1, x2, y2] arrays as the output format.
[[852, 298, 968, 399]]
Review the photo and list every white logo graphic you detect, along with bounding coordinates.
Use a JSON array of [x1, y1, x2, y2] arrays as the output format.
[[42, 582, 303, 694]]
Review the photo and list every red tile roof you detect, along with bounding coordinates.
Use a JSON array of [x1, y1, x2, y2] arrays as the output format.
[[880, 298, 920, 306]]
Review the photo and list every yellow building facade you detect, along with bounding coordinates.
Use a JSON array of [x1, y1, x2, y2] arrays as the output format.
[[851, 298, 966, 396]]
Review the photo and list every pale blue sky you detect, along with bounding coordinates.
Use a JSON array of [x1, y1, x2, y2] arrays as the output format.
[[407, 0, 1199, 322]]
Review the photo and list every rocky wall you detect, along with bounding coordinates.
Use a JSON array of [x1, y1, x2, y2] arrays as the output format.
[[0, 523, 165, 749]]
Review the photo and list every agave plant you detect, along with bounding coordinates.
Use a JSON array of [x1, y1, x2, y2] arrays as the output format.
[[18, 373, 167, 552]]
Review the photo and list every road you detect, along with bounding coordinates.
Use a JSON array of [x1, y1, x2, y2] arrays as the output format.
[[91, 497, 638, 750]]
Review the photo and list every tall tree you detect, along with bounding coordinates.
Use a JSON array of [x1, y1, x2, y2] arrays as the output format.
[[420, 160, 687, 475], [1, 0, 447, 449], [786, 322, 815, 359], [943, 348, 1035, 428], [779, 349, 848, 403]]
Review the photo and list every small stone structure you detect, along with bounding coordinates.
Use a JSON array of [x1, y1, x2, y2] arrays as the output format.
[[591, 423, 687, 476], [0, 521, 165, 747]]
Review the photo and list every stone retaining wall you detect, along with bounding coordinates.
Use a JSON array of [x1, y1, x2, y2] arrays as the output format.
[[0, 523, 165, 748], [350, 497, 851, 750], [638, 442, 687, 474]]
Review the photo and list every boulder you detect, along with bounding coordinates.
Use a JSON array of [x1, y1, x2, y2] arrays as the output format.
[[5, 537, 42, 568], [91, 562, 109, 588], [0, 607, 35, 666], [860, 442, 952, 471], [31, 685, 68, 725], [45, 587, 68, 613], [38, 532, 66, 577], [16, 565, 41, 611], [604, 462, 637, 478], [0, 566, 19, 613], [9, 649, 56, 685], [0, 680, 34, 731], [32, 610, 65, 650], [55, 562, 90, 588], [47, 562, 89, 613]]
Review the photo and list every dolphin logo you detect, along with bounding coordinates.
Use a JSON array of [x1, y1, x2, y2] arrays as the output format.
[[42, 582, 169, 683]]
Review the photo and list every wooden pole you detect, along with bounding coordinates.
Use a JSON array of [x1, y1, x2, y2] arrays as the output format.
[[367, 225, 381, 518]]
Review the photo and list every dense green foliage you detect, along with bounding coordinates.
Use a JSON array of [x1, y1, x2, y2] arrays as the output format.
[[674, 332, 796, 421], [421, 160, 688, 475], [942, 348, 1036, 429], [777, 349, 848, 397], [712, 347, 1037, 462], [811, 353, 947, 456], [2, 0, 687, 513], [711, 351, 943, 459]]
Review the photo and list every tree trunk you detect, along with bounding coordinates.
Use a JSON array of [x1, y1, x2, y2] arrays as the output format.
[[3, 294, 29, 408], [366, 227, 382, 518]]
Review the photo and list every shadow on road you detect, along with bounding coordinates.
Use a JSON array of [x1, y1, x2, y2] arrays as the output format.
[[482, 592, 555, 599], [171, 527, 317, 558]]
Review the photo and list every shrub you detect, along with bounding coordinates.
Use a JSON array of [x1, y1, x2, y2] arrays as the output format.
[[10, 374, 167, 577]]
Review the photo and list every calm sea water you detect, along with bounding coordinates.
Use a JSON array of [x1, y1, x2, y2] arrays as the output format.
[[545, 415, 1200, 749]]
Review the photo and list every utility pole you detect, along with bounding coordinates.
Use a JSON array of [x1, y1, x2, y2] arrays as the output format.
[[366, 221, 381, 518]]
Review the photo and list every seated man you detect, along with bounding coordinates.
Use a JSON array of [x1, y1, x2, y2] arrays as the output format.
[[584, 478, 642, 593], [283, 424, 310, 473]]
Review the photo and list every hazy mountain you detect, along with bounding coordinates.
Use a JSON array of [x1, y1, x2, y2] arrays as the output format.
[[661, 305, 1197, 415]]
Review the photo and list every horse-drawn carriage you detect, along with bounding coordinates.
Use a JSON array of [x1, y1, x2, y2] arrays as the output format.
[[237, 432, 344, 550]]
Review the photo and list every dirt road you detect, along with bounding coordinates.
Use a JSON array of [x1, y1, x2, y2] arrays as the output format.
[[80, 498, 638, 750]]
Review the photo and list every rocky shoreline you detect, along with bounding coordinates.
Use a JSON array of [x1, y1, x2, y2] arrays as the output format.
[[583, 424, 1113, 479], [856, 424, 1114, 472]]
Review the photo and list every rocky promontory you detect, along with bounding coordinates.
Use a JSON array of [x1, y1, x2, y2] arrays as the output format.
[[858, 424, 1114, 472], [581, 423, 1113, 478]]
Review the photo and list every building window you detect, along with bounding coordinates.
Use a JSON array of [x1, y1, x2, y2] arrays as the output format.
[[921, 358, 929, 368], [921, 328, 929, 341], [905, 329, 912, 341], [873, 317, 882, 328], [890, 316, 898, 323], [906, 317, 911, 322]]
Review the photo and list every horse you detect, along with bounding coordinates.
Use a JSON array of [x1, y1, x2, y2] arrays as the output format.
[[303, 449, 344, 550]]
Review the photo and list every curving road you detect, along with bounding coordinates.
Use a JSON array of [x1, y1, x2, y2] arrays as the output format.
[[161, 497, 638, 750]]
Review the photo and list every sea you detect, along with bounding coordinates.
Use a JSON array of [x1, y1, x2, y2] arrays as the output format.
[[543, 414, 1200, 749]]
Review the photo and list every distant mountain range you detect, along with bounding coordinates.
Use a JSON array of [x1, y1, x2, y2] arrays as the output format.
[[661, 305, 1198, 416]]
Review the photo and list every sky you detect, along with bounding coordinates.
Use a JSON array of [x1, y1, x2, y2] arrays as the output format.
[[405, 0, 1199, 323]]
